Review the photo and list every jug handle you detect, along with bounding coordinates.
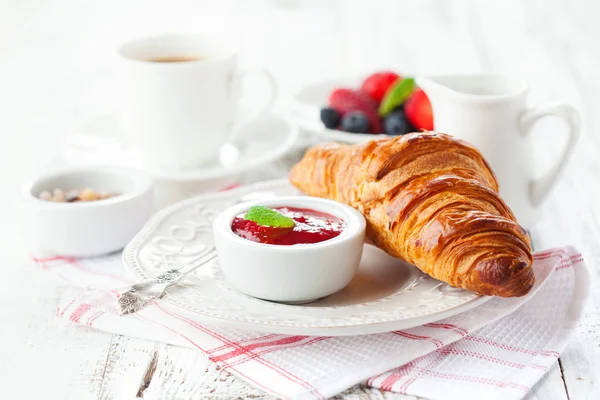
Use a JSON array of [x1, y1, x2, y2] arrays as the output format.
[[519, 103, 580, 207]]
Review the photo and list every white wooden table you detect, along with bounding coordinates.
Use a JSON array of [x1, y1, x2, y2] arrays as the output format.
[[1, 0, 599, 398]]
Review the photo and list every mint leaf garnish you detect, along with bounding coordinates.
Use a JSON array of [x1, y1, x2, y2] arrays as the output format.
[[379, 77, 416, 117], [244, 206, 295, 228]]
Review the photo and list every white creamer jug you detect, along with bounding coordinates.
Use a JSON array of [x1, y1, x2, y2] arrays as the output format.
[[417, 74, 580, 228]]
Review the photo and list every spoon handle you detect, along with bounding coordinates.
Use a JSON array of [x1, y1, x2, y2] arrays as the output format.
[[117, 247, 216, 315]]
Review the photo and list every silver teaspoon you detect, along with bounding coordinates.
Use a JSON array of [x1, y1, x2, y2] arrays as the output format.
[[117, 246, 216, 315]]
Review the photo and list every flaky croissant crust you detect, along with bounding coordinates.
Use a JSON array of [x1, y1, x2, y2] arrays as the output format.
[[289, 132, 534, 297]]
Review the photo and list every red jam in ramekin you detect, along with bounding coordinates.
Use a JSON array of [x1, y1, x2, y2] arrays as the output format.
[[231, 207, 346, 245]]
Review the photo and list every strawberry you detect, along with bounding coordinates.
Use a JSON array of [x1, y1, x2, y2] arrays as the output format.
[[329, 88, 382, 133], [404, 89, 434, 131], [360, 71, 401, 103]]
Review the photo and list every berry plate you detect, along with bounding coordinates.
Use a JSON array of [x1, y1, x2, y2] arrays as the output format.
[[122, 179, 490, 336], [284, 78, 392, 144]]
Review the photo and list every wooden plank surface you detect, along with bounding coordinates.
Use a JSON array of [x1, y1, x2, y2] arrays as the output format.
[[1, 0, 598, 399]]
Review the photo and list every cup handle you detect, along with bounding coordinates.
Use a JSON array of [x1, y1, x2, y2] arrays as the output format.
[[519, 103, 580, 206], [230, 68, 278, 142]]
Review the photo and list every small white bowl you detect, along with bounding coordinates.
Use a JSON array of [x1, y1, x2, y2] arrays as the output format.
[[212, 196, 366, 303], [21, 167, 153, 257]]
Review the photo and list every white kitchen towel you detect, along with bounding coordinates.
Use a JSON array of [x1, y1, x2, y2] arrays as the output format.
[[36, 246, 587, 400]]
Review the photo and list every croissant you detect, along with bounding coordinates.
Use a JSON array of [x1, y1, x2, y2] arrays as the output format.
[[289, 132, 534, 297]]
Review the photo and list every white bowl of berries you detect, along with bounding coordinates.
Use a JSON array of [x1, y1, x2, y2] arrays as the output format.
[[285, 71, 434, 144]]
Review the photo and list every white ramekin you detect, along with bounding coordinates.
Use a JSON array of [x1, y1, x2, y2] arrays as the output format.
[[21, 166, 153, 257], [212, 196, 366, 303]]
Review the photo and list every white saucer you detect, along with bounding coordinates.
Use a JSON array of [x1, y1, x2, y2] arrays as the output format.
[[284, 77, 391, 144], [62, 112, 299, 181], [123, 179, 489, 336]]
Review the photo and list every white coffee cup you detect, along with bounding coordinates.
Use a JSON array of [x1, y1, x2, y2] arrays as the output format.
[[116, 34, 277, 171]]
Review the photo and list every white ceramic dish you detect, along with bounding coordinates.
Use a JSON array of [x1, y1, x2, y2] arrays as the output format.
[[285, 77, 390, 144], [62, 112, 299, 207], [123, 179, 489, 336], [21, 167, 153, 257], [212, 196, 366, 303], [62, 112, 298, 181]]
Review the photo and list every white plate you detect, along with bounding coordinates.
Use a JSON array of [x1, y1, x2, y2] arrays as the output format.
[[62, 112, 298, 181], [123, 179, 490, 336], [285, 78, 391, 144]]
